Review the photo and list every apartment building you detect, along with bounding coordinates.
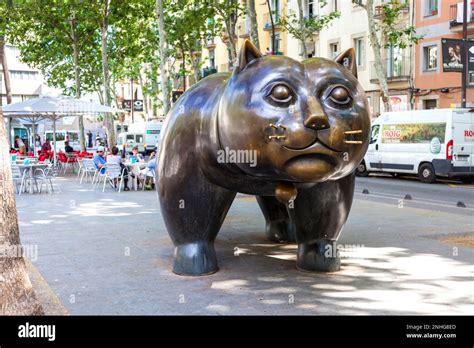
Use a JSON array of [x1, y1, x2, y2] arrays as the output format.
[[414, 0, 474, 109], [0, 44, 55, 105], [201, 0, 415, 116]]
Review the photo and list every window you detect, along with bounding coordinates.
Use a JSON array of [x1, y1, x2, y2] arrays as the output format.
[[329, 42, 339, 59], [423, 99, 437, 109], [423, 45, 438, 71], [424, 0, 438, 17], [135, 135, 143, 143], [370, 125, 380, 144], [10, 70, 39, 80], [209, 49, 215, 68], [354, 37, 365, 67], [470, 72, 474, 85], [271, 0, 280, 21], [308, 0, 316, 18]]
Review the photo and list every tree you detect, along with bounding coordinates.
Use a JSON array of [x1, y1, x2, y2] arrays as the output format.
[[353, 0, 422, 112], [98, 0, 116, 147], [0, 116, 44, 315], [0, 0, 13, 105], [156, 0, 171, 115], [278, 0, 339, 59], [212, 0, 243, 68], [246, 0, 260, 50], [8, 0, 105, 151]]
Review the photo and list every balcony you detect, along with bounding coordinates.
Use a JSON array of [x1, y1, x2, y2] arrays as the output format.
[[449, 3, 474, 30], [370, 57, 411, 83], [236, 18, 250, 38], [206, 37, 216, 49], [263, 12, 281, 31]]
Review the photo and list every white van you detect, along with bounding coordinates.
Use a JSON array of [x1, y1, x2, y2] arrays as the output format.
[[44, 130, 80, 152], [356, 109, 474, 183], [117, 121, 162, 154]]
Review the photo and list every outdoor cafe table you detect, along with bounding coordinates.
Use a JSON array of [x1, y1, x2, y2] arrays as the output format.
[[16, 163, 50, 194], [124, 161, 147, 191]]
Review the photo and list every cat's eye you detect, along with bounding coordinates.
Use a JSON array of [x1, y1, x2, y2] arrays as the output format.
[[328, 86, 352, 105], [269, 84, 294, 104]]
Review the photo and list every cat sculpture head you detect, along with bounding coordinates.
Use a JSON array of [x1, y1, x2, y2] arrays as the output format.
[[217, 40, 371, 183]]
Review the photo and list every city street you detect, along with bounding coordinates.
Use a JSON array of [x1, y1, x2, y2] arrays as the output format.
[[355, 175, 474, 216], [17, 175, 474, 315]]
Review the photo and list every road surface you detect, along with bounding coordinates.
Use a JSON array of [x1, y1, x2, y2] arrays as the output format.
[[355, 174, 474, 216]]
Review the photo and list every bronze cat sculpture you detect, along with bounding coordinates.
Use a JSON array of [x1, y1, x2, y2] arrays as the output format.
[[157, 40, 370, 276]]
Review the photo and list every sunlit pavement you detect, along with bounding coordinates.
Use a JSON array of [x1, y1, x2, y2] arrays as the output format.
[[16, 175, 474, 315]]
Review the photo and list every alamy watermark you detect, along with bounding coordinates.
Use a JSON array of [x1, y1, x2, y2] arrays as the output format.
[[217, 147, 258, 167], [0, 244, 38, 262]]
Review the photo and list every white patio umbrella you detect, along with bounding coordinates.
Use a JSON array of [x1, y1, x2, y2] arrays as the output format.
[[1, 96, 124, 159]]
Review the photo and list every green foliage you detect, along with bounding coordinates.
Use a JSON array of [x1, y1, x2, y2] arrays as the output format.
[[7, 0, 103, 95], [353, 0, 423, 49], [277, 2, 340, 43]]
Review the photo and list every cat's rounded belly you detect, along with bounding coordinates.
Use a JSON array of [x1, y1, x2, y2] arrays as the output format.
[[284, 154, 337, 181]]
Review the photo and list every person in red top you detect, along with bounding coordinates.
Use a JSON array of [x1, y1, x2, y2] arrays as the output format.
[[41, 139, 52, 152]]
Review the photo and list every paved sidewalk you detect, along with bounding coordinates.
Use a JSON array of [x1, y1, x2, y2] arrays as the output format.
[[17, 176, 474, 315]]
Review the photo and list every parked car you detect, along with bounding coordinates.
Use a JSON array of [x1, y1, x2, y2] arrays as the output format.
[[356, 109, 474, 183]]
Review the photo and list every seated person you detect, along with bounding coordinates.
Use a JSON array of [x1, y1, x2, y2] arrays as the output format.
[[41, 139, 52, 152], [129, 146, 144, 162], [107, 146, 130, 191], [138, 156, 157, 188], [64, 141, 74, 153], [93, 146, 107, 174], [14, 136, 27, 155]]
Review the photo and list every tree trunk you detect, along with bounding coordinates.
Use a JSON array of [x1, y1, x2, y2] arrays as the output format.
[[224, 16, 237, 67], [0, 111, 44, 315], [296, 0, 307, 58], [0, 39, 13, 105], [70, 13, 86, 151], [366, 0, 391, 112], [156, 0, 171, 116], [189, 50, 201, 86], [247, 0, 260, 50], [100, 0, 115, 147]]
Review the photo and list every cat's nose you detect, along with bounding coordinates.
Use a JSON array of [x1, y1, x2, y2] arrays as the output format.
[[303, 96, 330, 131]]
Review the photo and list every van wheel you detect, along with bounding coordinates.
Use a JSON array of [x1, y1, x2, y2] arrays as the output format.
[[355, 161, 369, 177], [418, 163, 436, 183]]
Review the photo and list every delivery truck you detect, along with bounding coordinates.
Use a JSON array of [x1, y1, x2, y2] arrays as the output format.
[[356, 109, 474, 183]]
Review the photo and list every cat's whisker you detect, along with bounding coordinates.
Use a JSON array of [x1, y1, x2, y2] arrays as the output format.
[[344, 140, 363, 144], [344, 130, 363, 135]]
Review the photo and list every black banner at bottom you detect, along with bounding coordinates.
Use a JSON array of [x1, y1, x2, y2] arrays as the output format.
[[0, 315, 472, 346]]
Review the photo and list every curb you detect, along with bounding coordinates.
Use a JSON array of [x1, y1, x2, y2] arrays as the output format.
[[25, 259, 69, 316]]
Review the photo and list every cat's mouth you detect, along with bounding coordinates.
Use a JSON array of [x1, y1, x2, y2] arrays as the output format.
[[283, 139, 342, 153]]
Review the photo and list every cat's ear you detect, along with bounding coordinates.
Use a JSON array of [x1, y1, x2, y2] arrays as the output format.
[[237, 39, 263, 73], [334, 48, 358, 78]]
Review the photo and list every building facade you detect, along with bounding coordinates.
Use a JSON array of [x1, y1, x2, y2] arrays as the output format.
[[0, 44, 56, 105], [202, 0, 416, 116], [414, 0, 474, 109]]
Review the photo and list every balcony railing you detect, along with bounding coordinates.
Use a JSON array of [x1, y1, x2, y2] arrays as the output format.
[[370, 57, 411, 82], [263, 12, 281, 31], [450, 3, 474, 28]]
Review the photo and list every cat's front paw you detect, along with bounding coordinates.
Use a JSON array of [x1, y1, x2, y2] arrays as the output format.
[[296, 240, 341, 272], [172, 241, 218, 276]]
